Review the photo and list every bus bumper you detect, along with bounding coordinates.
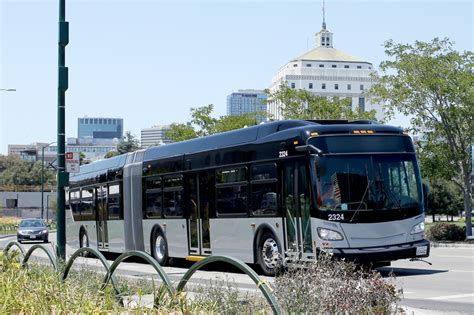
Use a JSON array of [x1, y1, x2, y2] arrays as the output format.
[[330, 239, 430, 262]]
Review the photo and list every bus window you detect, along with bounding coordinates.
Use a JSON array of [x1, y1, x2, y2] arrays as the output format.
[[108, 184, 122, 220], [216, 167, 248, 216], [163, 175, 184, 218], [70, 190, 81, 221], [81, 188, 95, 221], [251, 164, 278, 216], [145, 177, 162, 219]]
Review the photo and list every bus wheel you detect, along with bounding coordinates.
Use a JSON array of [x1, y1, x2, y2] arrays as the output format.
[[79, 229, 89, 257], [257, 231, 281, 276], [151, 230, 168, 266]]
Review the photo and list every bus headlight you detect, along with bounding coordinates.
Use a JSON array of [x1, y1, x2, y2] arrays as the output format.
[[317, 228, 344, 241], [410, 222, 425, 234]]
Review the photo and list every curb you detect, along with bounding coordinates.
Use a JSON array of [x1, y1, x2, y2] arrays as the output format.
[[430, 241, 474, 248], [0, 234, 15, 239]]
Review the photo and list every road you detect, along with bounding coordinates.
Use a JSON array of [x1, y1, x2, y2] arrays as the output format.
[[1, 234, 473, 314]]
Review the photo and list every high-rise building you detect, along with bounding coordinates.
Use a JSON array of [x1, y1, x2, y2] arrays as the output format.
[[141, 125, 173, 148], [77, 117, 123, 142], [268, 6, 383, 121], [226, 90, 267, 122]]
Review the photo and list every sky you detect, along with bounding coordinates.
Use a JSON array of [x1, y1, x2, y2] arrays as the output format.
[[0, 0, 472, 154]]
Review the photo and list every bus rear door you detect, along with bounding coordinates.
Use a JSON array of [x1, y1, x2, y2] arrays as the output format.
[[186, 172, 211, 256]]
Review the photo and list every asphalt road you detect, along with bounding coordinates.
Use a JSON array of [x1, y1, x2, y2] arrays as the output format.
[[1, 233, 473, 314]]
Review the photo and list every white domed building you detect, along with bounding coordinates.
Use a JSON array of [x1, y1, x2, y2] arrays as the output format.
[[268, 15, 383, 121]]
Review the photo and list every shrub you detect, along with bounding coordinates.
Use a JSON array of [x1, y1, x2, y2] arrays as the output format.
[[273, 253, 401, 314], [426, 223, 465, 241]]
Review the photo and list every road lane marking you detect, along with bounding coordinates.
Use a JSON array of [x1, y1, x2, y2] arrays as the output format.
[[427, 293, 474, 300], [436, 255, 474, 259]]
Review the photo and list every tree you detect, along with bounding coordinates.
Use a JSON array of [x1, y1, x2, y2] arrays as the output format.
[[166, 104, 263, 142], [427, 180, 464, 222], [117, 131, 140, 154], [0, 157, 55, 187], [104, 150, 120, 159], [265, 82, 378, 121], [370, 38, 473, 237]]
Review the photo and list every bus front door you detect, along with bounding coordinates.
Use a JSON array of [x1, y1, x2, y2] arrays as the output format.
[[283, 162, 314, 260], [187, 173, 211, 256], [96, 185, 109, 250]]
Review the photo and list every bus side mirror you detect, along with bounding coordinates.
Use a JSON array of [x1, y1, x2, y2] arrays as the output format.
[[422, 182, 429, 211]]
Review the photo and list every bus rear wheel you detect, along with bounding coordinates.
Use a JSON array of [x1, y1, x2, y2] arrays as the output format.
[[79, 229, 89, 257], [151, 230, 168, 266], [257, 231, 281, 276]]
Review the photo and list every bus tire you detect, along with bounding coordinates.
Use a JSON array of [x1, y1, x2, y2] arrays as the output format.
[[257, 231, 281, 276], [151, 229, 168, 266], [79, 229, 89, 257]]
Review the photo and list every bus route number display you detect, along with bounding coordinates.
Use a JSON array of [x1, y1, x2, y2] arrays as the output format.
[[65, 152, 80, 173]]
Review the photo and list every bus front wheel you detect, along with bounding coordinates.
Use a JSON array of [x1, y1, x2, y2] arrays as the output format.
[[151, 230, 168, 266], [257, 231, 281, 276]]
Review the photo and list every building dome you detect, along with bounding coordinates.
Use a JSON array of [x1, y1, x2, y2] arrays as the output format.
[[293, 46, 364, 63]]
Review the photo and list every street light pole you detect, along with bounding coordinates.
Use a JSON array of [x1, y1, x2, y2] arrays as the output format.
[[41, 141, 56, 219], [57, 0, 69, 260]]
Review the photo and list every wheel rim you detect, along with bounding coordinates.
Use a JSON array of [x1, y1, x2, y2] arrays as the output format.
[[261, 238, 279, 269], [155, 235, 166, 261], [81, 234, 87, 248]]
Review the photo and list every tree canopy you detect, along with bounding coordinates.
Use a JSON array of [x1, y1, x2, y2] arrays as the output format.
[[370, 38, 473, 236], [0, 155, 55, 187], [265, 82, 378, 121], [117, 131, 140, 154], [166, 104, 264, 142]]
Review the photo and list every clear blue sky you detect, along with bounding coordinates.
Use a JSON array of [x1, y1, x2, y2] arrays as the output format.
[[0, 0, 472, 154]]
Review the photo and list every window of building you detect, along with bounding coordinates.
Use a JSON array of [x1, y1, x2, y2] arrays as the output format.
[[347, 84, 351, 90], [335, 84, 339, 90], [344, 65, 349, 69], [322, 83, 326, 90], [319, 64, 324, 68], [291, 82, 296, 89], [306, 64, 312, 67], [360, 84, 364, 91], [357, 65, 362, 69], [309, 83, 313, 89], [369, 66, 372, 69], [293, 64, 298, 67], [332, 65, 337, 68], [322, 37, 325, 42], [359, 97, 366, 112]]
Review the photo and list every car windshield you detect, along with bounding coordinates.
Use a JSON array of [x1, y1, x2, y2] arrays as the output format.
[[19, 220, 45, 228], [314, 154, 421, 211]]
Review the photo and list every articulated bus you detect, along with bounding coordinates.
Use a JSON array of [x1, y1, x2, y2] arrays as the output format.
[[66, 120, 430, 275]]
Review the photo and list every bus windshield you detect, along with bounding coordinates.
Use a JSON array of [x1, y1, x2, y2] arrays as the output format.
[[314, 154, 421, 211]]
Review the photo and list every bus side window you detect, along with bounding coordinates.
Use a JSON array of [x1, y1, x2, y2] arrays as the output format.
[[70, 190, 81, 221], [144, 177, 162, 219], [163, 175, 184, 218], [216, 167, 248, 216], [108, 184, 122, 220], [251, 163, 278, 216], [80, 188, 95, 221]]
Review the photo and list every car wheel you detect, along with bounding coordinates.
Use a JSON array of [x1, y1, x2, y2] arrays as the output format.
[[257, 231, 282, 276], [44, 238, 49, 243], [151, 229, 168, 266]]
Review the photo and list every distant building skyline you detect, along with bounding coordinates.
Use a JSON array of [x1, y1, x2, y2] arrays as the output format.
[[226, 90, 267, 123], [141, 125, 173, 148]]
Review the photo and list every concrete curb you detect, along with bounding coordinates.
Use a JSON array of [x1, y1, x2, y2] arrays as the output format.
[[0, 234, 15, 240], [430, 241, 474, 248]]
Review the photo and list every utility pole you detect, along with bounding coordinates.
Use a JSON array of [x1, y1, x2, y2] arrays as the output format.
[[57, 0, 69, 260]]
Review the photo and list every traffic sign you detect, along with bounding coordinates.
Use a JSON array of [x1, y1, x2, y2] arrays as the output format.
[[65, 152, 80, 173]]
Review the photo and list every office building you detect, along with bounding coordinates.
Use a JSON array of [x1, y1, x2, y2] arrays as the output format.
[[141, 125, 173, 148], [226, 90, 267, 122], [267, 9, 383, 121], [78, 117, 123, 144]]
